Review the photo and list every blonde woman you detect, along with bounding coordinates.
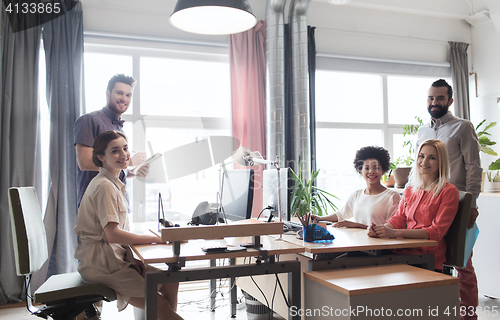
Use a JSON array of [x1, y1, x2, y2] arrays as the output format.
[[368, 139, 459, 271]]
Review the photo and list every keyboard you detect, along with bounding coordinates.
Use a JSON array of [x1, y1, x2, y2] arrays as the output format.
[[283, 220, 303, 232]]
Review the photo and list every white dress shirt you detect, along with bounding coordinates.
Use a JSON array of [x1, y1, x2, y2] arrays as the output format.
[[416, 111, 482, 207]]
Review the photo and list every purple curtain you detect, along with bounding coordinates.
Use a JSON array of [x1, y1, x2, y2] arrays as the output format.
[[229, 21, 266, 218]]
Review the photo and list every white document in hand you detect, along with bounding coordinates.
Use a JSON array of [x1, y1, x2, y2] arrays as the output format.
[[129, 153, 162, 175]]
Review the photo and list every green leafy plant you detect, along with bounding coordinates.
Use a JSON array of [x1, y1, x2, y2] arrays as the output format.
[[395, 116, 424, 167], [382, 162, 397, 181], [290, 161, 339, 222], [475, 120, 500, 171]]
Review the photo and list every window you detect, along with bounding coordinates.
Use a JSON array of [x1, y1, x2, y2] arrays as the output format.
[[84, 53, 133, 114], [316, 128, 383, 201], [387, 76, 436, 124], [315, 70, 451, 204], [316, 71, 383, 124], [140, 57, 230, 117], [83, 39, 231, 222]]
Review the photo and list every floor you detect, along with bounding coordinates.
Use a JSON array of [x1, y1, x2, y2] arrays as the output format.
[[0, 282, 285, 320], [0, 285, 498, 319]]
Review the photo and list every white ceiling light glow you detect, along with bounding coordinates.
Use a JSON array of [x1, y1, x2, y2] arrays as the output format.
[[170, 0, 257, 35], [328, 0, 351, 5]]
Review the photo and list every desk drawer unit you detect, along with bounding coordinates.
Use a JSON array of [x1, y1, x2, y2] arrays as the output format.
[[303, 264, 460, 320]]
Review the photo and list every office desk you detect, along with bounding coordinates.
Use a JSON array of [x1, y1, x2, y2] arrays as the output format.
[[133, 235, 304, 264], [131, 221, 304, 320], [237, 227, 438, 318], [278, 227, 438, 271], [280, 226, 437, 252]]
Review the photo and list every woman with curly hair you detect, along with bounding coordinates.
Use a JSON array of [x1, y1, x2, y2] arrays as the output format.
[[311, 146, 400, 229]]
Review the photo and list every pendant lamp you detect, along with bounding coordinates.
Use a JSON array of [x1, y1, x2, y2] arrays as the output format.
[[170, 0, 257, 35], [328, 0, 350, 4]]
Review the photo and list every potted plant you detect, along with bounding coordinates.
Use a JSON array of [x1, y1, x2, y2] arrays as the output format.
[[289, 161, 338, 241], [381, 162, 397, 187], [392, 117, 423, 188], [476, 120, 500, 192]]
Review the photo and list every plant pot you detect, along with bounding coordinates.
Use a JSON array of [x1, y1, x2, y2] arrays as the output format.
[[484, 181, 500, 193], [393, 167, 411, 188], [382, 175, 395, 187]]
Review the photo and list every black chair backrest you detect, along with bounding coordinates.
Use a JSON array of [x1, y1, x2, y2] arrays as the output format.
[[444, 191, 472, 268], [8, 187, 49, 276]]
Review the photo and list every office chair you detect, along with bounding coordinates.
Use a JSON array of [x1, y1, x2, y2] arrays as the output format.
[[443, 191, 473, 275], [8, 187, 116, 320]]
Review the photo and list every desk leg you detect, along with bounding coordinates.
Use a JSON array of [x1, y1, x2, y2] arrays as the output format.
[[210, 259, 216, 311], [288, 260, 301, 320], [145, 261, 301, 320], [145, 272, 158, 320], [230, 258, 236, 317]]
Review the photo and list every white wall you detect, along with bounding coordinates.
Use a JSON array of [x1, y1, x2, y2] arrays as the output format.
[[471, 21, 500, 170], [308, 2, 470, 64]]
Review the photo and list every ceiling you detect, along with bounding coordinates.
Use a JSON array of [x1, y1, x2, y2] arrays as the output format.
[[80, 0, 494, 20], [328, 0, 485, 19]]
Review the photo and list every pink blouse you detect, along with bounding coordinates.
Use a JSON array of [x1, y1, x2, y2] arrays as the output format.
[[387, 182, 459, 270]]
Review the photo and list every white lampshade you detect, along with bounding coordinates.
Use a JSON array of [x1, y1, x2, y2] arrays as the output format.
[[170, 0, 257, 35], [328, 0, 351, 5]]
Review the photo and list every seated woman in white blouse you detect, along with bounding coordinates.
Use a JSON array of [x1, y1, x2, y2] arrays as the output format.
[[311, 146, 400, 229]]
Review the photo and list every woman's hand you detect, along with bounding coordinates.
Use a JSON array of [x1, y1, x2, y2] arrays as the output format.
[[371, 224, 398, 238], [309, 214, 320, 223], [367, 223, 378, 237], [333, 221, 367, 229], [131, 258, 146, 278], [333, 220, 368, 229]]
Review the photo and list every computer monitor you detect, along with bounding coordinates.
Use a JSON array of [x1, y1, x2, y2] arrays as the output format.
[[262, 167, 290, 221], [220, 169, 254, 222]]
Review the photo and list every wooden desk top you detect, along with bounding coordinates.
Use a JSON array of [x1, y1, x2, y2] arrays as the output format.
[[160, 219, 283, 242], [304, 264, 460, 296], [279, 227, 437, 254], [132, 235, 305, 264]]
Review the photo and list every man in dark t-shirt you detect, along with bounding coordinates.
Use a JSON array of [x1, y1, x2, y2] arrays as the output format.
[[74, 74, 148, 207]]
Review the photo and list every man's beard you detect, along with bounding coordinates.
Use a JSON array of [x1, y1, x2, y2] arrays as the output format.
[[428, 104, 448, 119], [107, 100, 123, 116]]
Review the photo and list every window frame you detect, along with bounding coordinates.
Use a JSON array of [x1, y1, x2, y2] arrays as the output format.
[[314, 59, 451, 203]]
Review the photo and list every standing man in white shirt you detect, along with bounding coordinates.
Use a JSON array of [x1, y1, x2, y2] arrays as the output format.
[[416, 79, 481, 320]]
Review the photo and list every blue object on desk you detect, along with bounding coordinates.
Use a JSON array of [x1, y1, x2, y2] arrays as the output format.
[[302, 224, 334, 243]]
